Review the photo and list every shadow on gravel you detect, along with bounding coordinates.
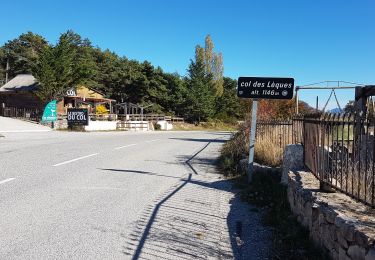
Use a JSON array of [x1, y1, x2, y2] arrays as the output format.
[[122, 141, 271, 260]]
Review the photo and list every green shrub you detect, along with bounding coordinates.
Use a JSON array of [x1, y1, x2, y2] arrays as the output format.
[[218, 125, 247, 176], [154, 123, 161, 130]]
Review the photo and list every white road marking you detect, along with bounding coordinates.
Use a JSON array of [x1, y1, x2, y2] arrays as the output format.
[[53, 153, 99, 167], [0, 178, 15, 185], [114, 143, 137, 150], [145, 139, 161, 143]]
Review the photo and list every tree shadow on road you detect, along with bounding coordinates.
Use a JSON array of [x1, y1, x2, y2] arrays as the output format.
[[100, 168, 184, 180], [169, 137, 228, 144]]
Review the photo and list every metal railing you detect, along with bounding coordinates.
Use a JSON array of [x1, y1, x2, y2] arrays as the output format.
[[117, 121, 149, 130], [257, 113, 375, 207], [304, 113, 375, 207], [117, 114, 184, 122]]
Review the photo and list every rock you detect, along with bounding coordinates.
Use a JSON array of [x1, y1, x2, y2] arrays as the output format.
[[365, 247, 375, 260], [319, 213, 327, 226], [238, 160, 278, 176], [303, 202, 312, 227], [339, 246, 351, 260], [312, 203, 320, 221], [335, 217, 356, 242], [281, 144, 304, 184], [239, 159, 248, 175], [331, 248, 339, 260], [324, 208, 338, 224], [341, 224, 356, 242], [329, 225, 338, 242], [355, 231, 370, 248], [348, 245, 366, 260], [337, 232, 349, 249]]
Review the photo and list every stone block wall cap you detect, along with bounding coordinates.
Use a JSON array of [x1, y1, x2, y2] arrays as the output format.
[[335, 216, 356, 228]]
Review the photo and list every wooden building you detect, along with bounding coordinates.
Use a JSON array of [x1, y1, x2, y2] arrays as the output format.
[[0, 74, 115, 115], [0, 74, 41, 109]]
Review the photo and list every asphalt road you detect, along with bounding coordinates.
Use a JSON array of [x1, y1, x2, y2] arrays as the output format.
[[0, 130, 242, 259]]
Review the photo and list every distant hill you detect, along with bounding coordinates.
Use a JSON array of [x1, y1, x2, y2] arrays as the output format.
[[329, 108, 343, 113]]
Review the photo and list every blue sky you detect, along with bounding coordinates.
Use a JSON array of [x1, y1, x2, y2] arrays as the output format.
[[1, 0, 374, 109]]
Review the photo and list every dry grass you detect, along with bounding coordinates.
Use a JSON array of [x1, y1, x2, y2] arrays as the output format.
[[173, 121, 237, 131], [219, 123, 285, 176], [254, 139, 283, 167]]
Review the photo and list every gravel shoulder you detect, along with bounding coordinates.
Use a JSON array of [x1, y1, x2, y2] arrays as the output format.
[[124, 136, 272, 260]]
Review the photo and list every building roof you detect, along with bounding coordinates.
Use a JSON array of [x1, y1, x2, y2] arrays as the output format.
[[0, 74, 115, 101], [0, 74, 38, 92]]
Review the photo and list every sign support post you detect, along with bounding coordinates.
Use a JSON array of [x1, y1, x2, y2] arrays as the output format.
[[248, 99, 258, 182]]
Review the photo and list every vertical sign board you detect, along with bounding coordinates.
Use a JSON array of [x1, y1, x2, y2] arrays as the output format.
[[237, 77, 295, 182], [42, 100, 57, 122], [67, 108, 89, 126]]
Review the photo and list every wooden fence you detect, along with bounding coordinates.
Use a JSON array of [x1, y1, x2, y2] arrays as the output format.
[[0, 105, 41, 122]]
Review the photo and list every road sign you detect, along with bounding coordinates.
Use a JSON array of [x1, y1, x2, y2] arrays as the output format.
[[237, 76, 295, 183], [67, 108, 89, 126], [42, 100, 57, 122], [237, 77, 294, 100]]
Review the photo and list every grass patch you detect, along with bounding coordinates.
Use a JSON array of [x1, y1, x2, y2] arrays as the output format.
[[218, 123, 283, 176], [234, 171, 330, 260]]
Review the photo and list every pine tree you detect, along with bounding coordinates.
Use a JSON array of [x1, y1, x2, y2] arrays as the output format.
[[2, 32, 47, 78], [32, 45, 57, 102], [32, 30, 96, 103], [185, 59, 215, 122]]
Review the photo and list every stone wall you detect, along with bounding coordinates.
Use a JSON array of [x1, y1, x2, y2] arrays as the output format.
[[288, 170, 375, 260]]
